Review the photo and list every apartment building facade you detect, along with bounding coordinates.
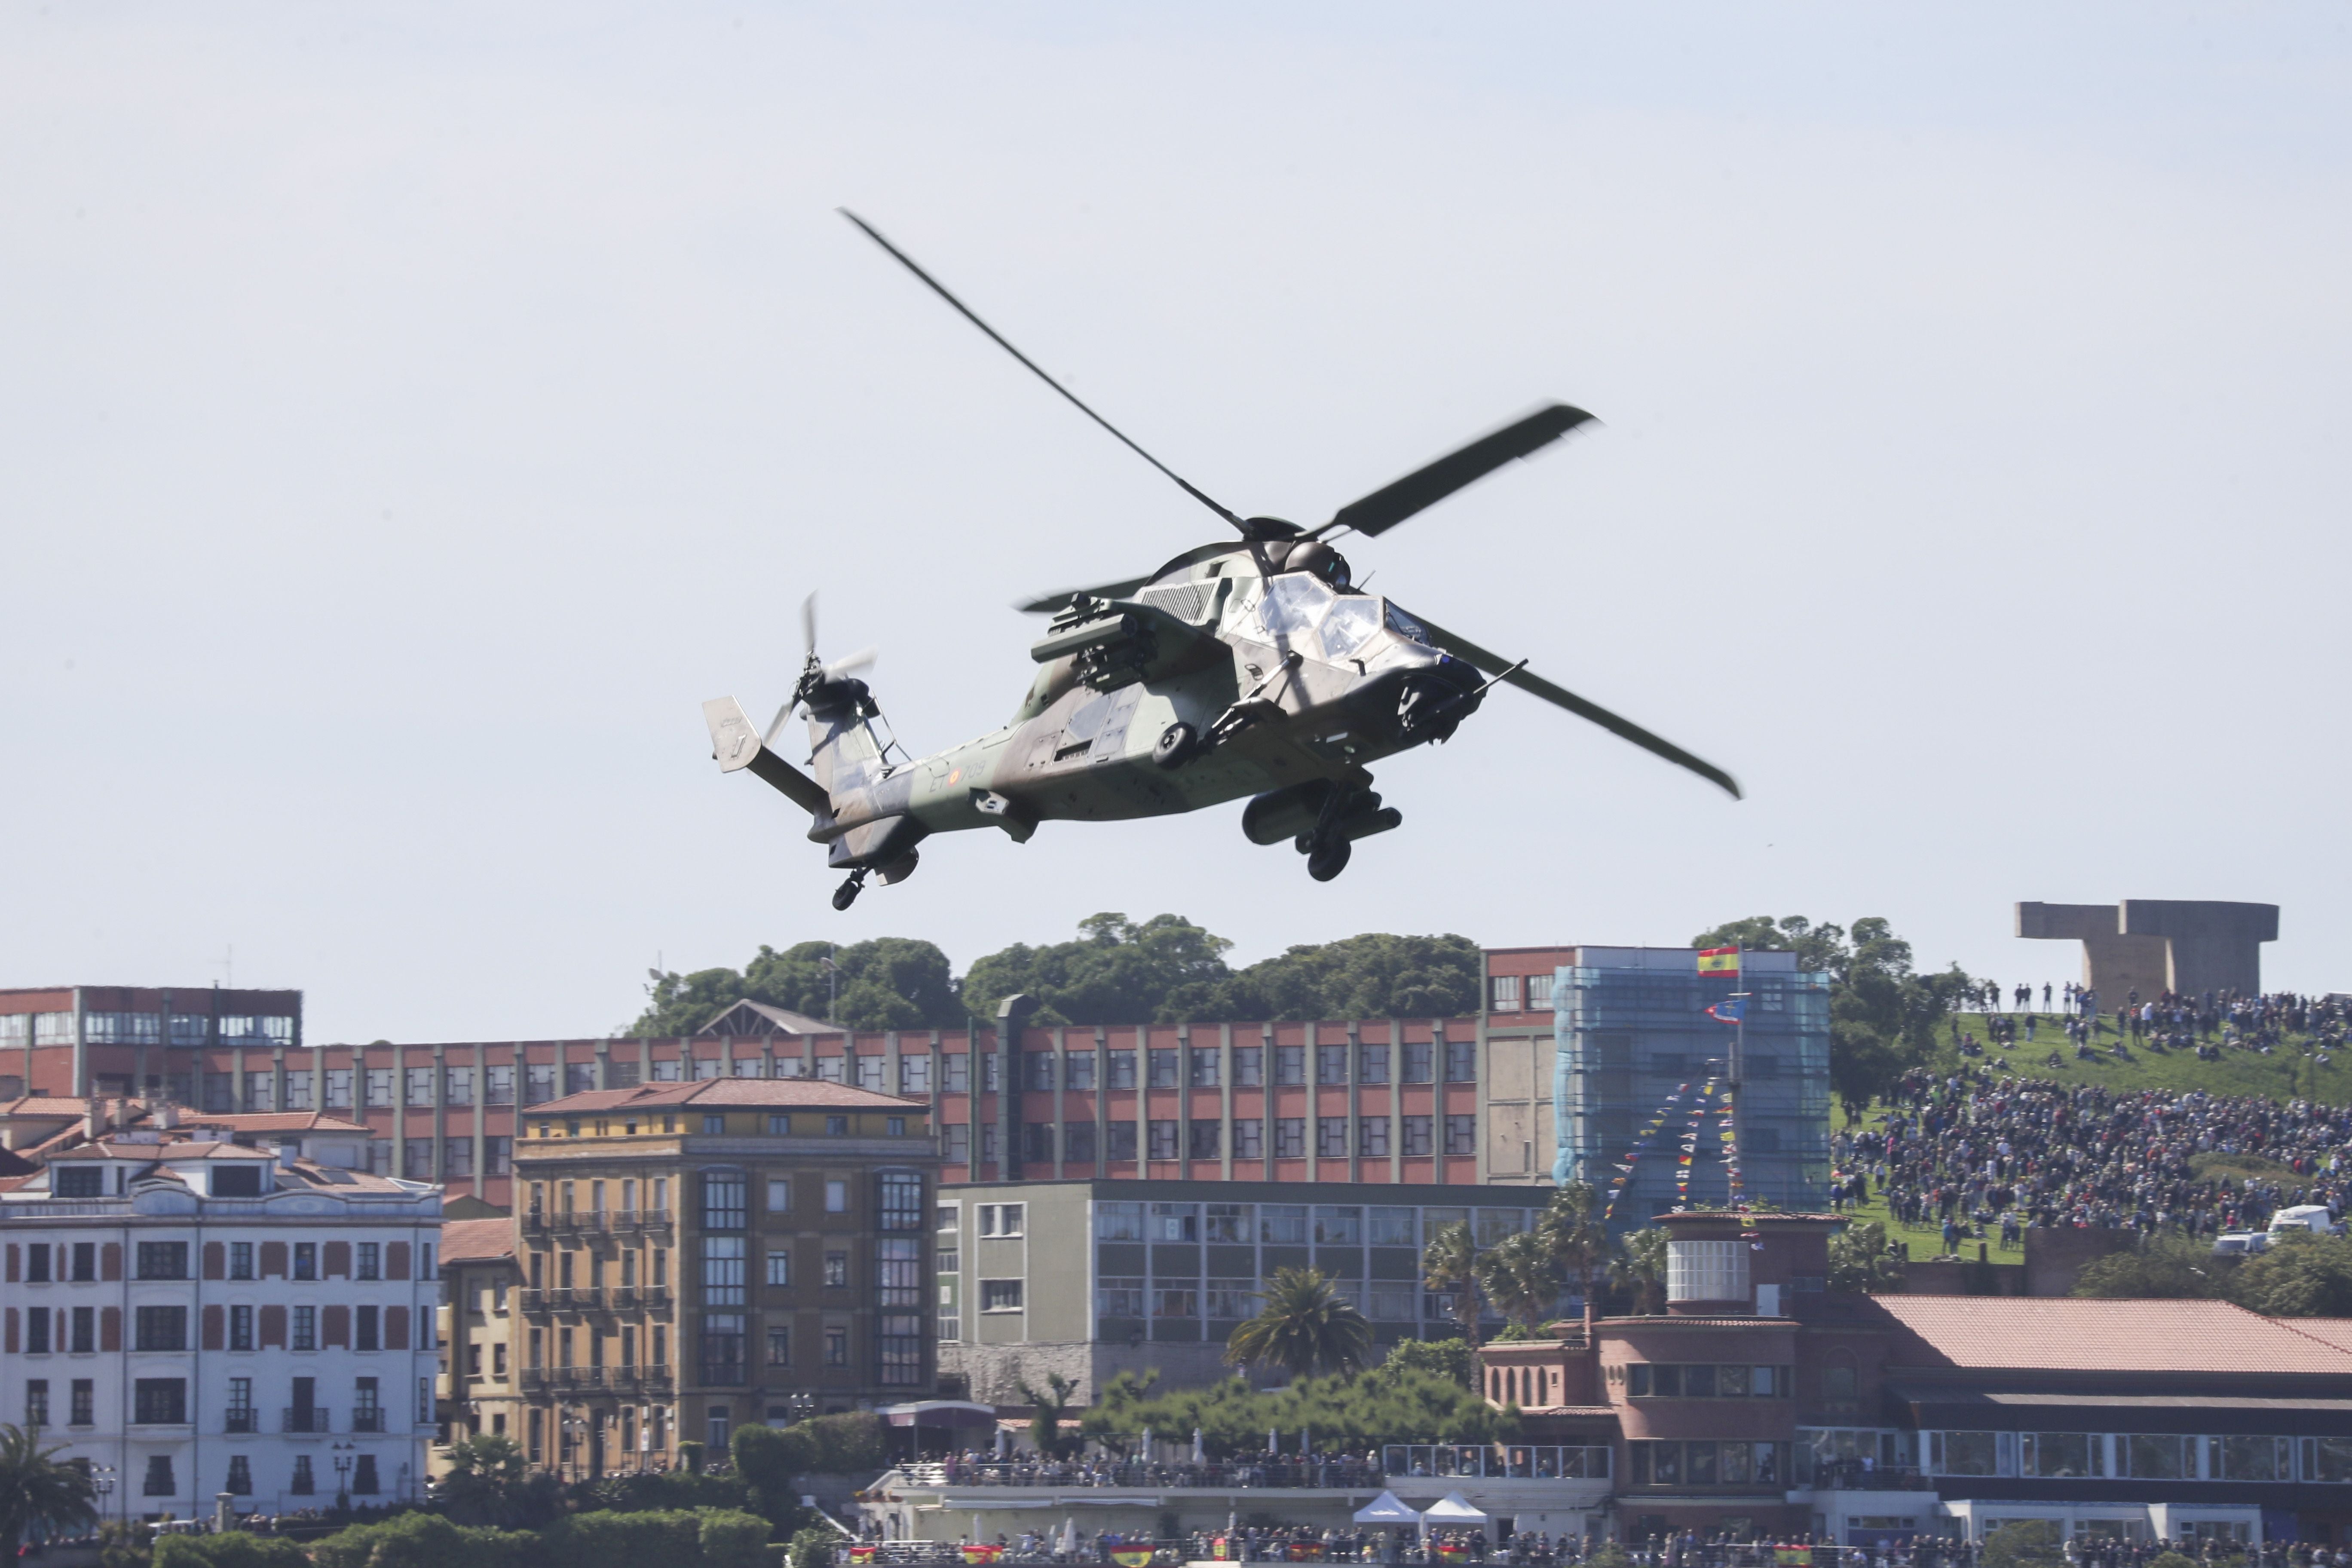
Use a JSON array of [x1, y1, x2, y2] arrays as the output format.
[[510, 1078, 937, 1475], [0, 1111, 440, 1519]]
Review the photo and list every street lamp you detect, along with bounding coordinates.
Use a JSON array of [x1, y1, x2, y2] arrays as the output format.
[[331, 1442, 356, 1511], [92, 1466, 116, 1525]]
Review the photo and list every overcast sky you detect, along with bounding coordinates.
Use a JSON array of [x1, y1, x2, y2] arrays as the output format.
[[5, 5, 2348, 1044]]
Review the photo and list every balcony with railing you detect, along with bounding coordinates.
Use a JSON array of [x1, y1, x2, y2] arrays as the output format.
[[1384, 1444, 1612, 1481], [351, 1408, 387, 1433], [610, 1286, 639, 1311], [555, 1287, 605, 1311], [282, 1408, 331, 1434], [521, 1369, 549, 1392], [224, 1409, 258, 1434]]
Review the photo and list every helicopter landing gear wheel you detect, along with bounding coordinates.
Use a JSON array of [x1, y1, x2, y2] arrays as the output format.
[[1306, 839, 1351, 882], [1152, 722, 1200, 770], [832, 871, 867, 911]]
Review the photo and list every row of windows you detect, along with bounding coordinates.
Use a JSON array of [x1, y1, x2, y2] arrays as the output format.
[[945, 1114, 1479, 1167], [18, 1303, 410, 1353], [1924, 1430, 2346, 1482], [696, 1171, 912, 1229], [697, 1312, 920, 1385], [123, 1452, 373, 1498], [16, 1239, 425, 1283], [1626, 1440, 1788, 1488], [23, 1373, 424, 1431], [1620, 1363, 1794, 1398], [1093, 1200, 1531, 1247], [0, 1012, 293, 1047], [1006, 1041, 1479, 1092], [1487, 975, 1558, 1013], [1095, 1277, 1433, 1321]]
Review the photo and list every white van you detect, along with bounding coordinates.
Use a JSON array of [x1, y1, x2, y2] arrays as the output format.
[[2268, 1204, 2340, 1238]]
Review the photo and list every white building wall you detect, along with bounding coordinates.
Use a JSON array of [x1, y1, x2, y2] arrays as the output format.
[[3, 1179, 440, 1519]]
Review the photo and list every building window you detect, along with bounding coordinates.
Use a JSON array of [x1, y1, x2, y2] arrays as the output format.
[[824, 1326, 848, 1366], [136, 1242, 189, 1280], [1274, 1118, 1306, 1159], [226, 1455, 252, 1495], [899, 1055, 931, 1095], [356, 1306, 380, 1352], [1188, 1121, 1222, 1160], [1096, 1201, 1144, 1241], [701, 1314, 746, 1384], [941, 1054, 970, 1092], [1490, 975, 1522, 1012], [356, 1243, 381, 1280], [1402, 1042, 1433, 1083], [1527, 974, 1556, 1008], [824, 1252, 849, 1288], [484, 1065, 515, 1104], [943, 1124, 971, 1164], [1315, 1045, 1348, 1085], [70, 1307, 93, 1353], [1258, 1206, 1308, 1244], [981, 1280, 1023, 1313], [1154, 1286, 1199, 1319], [1147, 1120, 1180, 1160], [978, 1054, 999, 1092], [1023, 1123, 1055, 1164], [855, 1055, 885, 1091], [1066, 1122, 1097, 1163], [879, 1236, 922, 1308], [133, 1378, 187, 1425], [135, 1306, 187, 1351], [1097, 1277, 1144, 1317], [325, 1069, 354, 1109], [1402, 1115, 1434, 1157], [702, 1113, 726, 1135], [403, 1067, 432, 1106], [1317, 1118, 1349, 1158], [23, 1382, 47, 1427], [1359, 1044, 1389, 1084], [766, 1326, 791, 1365], [1205, 1279, 1255, 1319], [1024, 1052, 1056, 1091], [70, 1380, 92, 1426], [879, 1171, 923, 1231], [1188, 1048, 1220, 1088], [443, 1067, 473, 1106], [294, 1243, 317, 1281], [1152, 1202, 1199, 1242], [702, 1171, 747, 1229], [825, 1179, 848, 1213], [1314, 1206, 1362, 1245], [142, 1456, 175, 1497], [227, 1241, 254, 1280], [290, 1455, 314, 1495], [1274, 1045, 1305, 1086], [1359, 1119, 1390, 1158], [1446, 1041, 1477, 1082], [1226, 1044, 1262, 1086], [284, 1075, 313, 1111], [1065, 1052, 1095, 1090], [1445, 1115, 1478, 1155], [878, 1312, 924, 1386], [703, 1237, 747, 1306], [1107, 1050, 1136, 1089], [1106, 1121, 1137, 1161], [1147, 1048, 1179, 1088], [1233, 1119, 1263, 1159], [24, 1310, 50, 1355], [352, 1455, 380, 1495], [564, 1063, 596, 1095], [293, 1306, 318, 1351], [766, 1251, 791, 1287]]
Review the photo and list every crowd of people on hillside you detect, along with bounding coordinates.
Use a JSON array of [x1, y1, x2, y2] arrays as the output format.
[[1830, 1054, 2352, 1244], [1946, 986, 2349, 1069]]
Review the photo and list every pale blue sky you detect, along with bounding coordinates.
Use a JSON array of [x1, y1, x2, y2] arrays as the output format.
[[4, 5, 2348, 1040]]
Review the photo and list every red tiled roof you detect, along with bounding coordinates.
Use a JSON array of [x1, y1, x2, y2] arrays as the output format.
[[440, 1217, 519, 1264], [0, 1097, 122, 1118], [2275, 1318, 2352, 1357], [185, 1113, 371, 1134], [530, 1079, 922, 1115], [1872, 1295, 2352, 1376]]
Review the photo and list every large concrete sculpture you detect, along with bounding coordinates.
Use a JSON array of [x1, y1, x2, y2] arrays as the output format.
[[2016, 900, 2279, 1002]]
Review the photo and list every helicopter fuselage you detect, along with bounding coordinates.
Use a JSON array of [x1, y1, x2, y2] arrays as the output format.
[[796, 542, 1484, 869]]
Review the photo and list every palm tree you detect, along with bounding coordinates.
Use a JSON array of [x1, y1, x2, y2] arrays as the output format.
[[0, 1425, 98, 1561], [1421, 1221, 1487, 1348], [1613, 1226, 1670, 1315], [1223, 1266, 1373, 1381], [1537, 1182, 1612, 1325], [1475, 1230, 1562, 1331]]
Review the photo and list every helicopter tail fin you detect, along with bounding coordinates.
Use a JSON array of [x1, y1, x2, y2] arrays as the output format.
[[702, 697, 832, 816]]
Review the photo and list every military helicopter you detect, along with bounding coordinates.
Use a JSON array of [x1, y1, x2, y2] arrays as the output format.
[[703, 212, 1740, 910]]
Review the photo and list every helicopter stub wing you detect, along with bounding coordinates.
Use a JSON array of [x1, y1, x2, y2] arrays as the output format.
[[702, 696, 834, 815], [1409, 618, 1742, 800]]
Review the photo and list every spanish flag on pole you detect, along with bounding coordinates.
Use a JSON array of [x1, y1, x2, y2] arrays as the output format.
[[1697, 945, 1740, 978]]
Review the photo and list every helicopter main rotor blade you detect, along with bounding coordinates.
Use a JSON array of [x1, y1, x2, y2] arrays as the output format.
[[1311, 403, 1593, 541], [1014, 574, 1157, 616], [801, 592, 818, 660], [839, 209, 1251, 538], [1413, 613, 1742, 799]]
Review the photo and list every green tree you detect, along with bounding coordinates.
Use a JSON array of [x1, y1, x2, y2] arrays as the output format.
[[2071, 1236, 2223, 1300], [95, 1519, 150, 1568], [961, 913, 1235, 1025], [1085, 1368, 1498, 1455], [1613, 1227, 1669, 1315], [1980, 1521, 2064, 1568], [1368, 1337, 1478, 1389], [1475, 1231, 1561, 1331], [1224, 1266, 1375, 1381], [1018, 1372, 1084, 1461], [1537, 1182, 1612, 1317], [1421, 1222, 1487, 1348], [0, 1424, 97, 1561], [1828, 1220, 1908, 1294], [154, 1536, 312, 1568], [438, 1433, 560, 1529], [1216, 933, 1484, 1021], [633, 938, 962, 1034], [2230, 1231, 2352, 1317]]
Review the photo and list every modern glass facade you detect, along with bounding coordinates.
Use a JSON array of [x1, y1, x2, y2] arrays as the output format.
[[1551, 948, 1830, 1228]]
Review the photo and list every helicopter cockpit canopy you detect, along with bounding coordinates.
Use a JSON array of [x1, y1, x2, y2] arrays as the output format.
[[1246, 571, 1438, 665]]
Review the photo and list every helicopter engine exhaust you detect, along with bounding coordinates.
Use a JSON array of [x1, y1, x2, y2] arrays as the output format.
[[1241, 780, 1402, 848]]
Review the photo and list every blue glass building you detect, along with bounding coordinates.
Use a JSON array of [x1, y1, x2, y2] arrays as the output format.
[[1550, 946, 1831, 1230]]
